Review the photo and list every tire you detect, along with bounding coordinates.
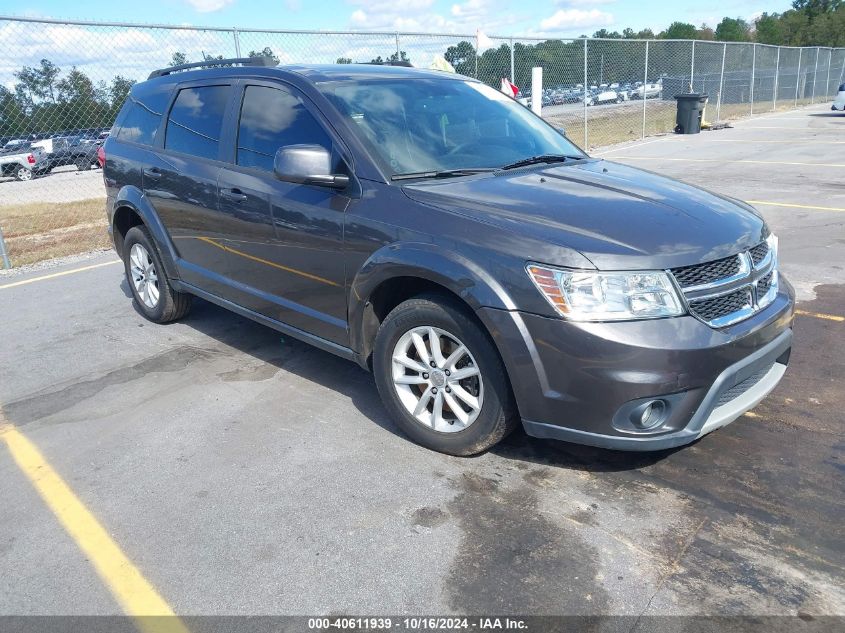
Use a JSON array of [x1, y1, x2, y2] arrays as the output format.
[[75, 157, 92, 171], [122, 225, 191, 323], [373, 294, 518, 456], [15, 166, 32, 181]]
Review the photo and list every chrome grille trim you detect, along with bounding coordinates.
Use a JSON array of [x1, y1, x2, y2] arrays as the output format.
[[671, 254, 748, 292], [669, 241, 778, 328]]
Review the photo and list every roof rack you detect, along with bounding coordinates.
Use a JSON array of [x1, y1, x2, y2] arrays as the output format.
[[148, 56, 276, 79], [365, 60, 413, 67]]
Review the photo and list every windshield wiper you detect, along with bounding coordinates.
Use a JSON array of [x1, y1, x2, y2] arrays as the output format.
[[498, 154, 585, 171], [391, 168, 496, 181]]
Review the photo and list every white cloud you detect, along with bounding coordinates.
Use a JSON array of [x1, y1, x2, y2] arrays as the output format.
[[539, 8, 613, 31], [183, 0, 235, 12], [451, 0, 485, 18], [344, 0, 516, 34], [555, 0, 615, 5]]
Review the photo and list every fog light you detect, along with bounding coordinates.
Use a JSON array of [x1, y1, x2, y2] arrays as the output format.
[[632, 399, 666, 429]]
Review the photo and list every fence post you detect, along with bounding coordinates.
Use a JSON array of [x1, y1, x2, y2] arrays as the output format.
[[837, 49, 845, 84], [642, 40, 649, 139], [690, 40, 695, 91], [583, 38, 588, 149], [795, 47, 802, 106], [750, 43, 756, 115], [510, 37, 515, 84], [0, 225, 10, 270], [716, 42, 727, 121], [232, 27, 241, 57], [811, 47, 819, 103], [826, 48, 832, 97], [395, 32, 400, 59], [773, 47, 780, 111]]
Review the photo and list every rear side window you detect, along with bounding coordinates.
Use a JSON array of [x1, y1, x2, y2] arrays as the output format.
[[165, 85, 230, 160], [114, 90, 169, 146], [236, 85, 332, 171]]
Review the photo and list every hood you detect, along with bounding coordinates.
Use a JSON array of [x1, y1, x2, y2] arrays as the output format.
[[401, 159, 767, 270]]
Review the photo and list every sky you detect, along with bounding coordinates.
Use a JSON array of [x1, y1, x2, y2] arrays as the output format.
[[0, 0, 797, 90], [10, 0, 796, 39]]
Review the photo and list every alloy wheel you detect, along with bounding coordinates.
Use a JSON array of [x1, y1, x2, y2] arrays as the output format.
[[391, 326, 484, 433], [129, 243, 160, 309]]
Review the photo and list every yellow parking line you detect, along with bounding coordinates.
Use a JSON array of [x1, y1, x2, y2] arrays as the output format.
[[0, 259, 121, 290], [0, 414, 188, 633], [731, 125, 845, 130], [611, 156, 845, 168], [705, 139, 845, 144], [795, 309, 845, 322], [746, 200, 845, 212]]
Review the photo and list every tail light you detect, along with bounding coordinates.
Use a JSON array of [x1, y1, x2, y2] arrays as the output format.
[[27, 154, 36, 164], [97, 145, 105, 168]]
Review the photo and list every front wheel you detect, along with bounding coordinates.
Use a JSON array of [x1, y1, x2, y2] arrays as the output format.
[[15, 166, 32, 181], [373, 295, 518, 456]]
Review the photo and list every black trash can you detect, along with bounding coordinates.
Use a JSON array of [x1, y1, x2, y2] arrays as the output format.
[[674, 93, 708, 134]]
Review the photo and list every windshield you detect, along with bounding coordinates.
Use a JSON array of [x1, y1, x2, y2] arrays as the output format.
[[319, 78, 585, 177]]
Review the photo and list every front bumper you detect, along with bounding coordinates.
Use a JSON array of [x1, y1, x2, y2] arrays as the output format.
[[479, 280, 795, 451]]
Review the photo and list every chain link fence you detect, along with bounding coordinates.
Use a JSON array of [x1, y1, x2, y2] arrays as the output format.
[[1, 15, 844, 269]]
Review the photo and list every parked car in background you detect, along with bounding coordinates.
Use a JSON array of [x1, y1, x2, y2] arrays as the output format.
[[33, 135, 100, 172], [0, 143, 47, 180], [586, 89, 621, 106], [832, 83, 845, 111], [631, 83, 662, 99], [2, 139, 29, 153]]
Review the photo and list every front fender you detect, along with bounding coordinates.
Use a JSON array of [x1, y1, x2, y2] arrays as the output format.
[[113, 185, 180, 281], [348, 242, 520, 356]]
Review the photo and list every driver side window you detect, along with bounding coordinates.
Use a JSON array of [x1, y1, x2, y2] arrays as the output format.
[[236, 85, 335, 172]]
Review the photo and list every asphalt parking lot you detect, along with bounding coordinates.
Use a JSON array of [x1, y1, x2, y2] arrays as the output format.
[[0, 105, 843, 625]]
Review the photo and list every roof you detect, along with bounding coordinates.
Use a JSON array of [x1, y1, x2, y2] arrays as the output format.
[[141, 62, 466, 87]]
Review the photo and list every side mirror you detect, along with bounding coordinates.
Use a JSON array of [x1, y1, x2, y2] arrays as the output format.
[[273, 144, 350, 189]]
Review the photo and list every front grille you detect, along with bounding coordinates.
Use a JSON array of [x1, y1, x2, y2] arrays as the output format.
[[688, 288, 752, 322], [715, 364, 774, 407], [757, 271, 773, 295], [749, 241, 769, 267], [671, 255, 741, 288]]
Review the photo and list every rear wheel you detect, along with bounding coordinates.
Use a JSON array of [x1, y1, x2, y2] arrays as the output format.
[[123, 225, 191, 323], [373, 295, 517, 456], [14, 166, 32, 181]]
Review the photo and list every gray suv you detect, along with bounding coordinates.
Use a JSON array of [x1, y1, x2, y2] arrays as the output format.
[[102, 58, 794, 455]]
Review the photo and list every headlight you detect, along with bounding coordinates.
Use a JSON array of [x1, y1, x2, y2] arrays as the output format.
[[766, 232, 778, 259], [527, 264, 685, 321]]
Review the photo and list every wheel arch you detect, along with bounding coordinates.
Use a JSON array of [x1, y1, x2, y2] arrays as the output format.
[[111, 186, 180, 280], [349, 243, 518, 369]]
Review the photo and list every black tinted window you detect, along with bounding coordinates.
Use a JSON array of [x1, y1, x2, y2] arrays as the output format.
[[165, 85, 230, 160], [236, 85, 332, 171], [115, 92, 168, 145]]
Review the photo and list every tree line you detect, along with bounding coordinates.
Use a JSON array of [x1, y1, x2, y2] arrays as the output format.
[[0, 47, 280, 138], [1, 0, 841, 138], [593, 0, 843, 46]]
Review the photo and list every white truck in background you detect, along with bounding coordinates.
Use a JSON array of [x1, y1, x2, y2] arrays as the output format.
[[0, 143, 48, 181]]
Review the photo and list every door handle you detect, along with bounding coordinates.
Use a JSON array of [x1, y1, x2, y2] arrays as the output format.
[[221, 188, 247, 202], [142, 167, 161, 180]]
